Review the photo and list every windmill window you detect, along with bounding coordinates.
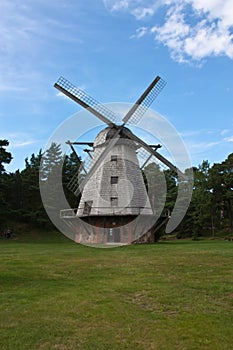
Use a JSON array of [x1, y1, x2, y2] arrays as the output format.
[[111, 176, 118, 184], [83, 201, 93, 215], [110, 197, 118, 207], [111, 155, 117, 162]]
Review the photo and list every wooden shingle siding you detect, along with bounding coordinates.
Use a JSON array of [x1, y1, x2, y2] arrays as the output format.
[[77, 127, 153, 217]]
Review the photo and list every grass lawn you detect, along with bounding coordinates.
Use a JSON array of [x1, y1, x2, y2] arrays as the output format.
[[0, 234, 233, 350]]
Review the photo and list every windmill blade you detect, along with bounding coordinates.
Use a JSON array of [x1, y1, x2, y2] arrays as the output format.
[[66, 141, 87, 175], [70, 142, 94, 147], [129, 131, 192, 235], [66, 141, 82, 161], [122, 76, 166, 125], [54, 76, 119, 126], [139, 145, 161, 170], [128, 131, 187, 180]]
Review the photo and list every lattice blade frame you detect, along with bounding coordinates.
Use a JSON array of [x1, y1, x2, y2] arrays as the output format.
[[122, 76, 166, 125], [128, 131, 187, 180], [54, 76, 119, 126]]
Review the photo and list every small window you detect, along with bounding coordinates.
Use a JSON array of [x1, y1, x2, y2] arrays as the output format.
[[110, 197, 118, 207], [111, 176, 118, 184], [83, 201, 93, 215], [111, 155, 117, 161]]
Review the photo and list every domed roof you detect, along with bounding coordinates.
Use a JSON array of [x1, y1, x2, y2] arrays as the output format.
[[94, 126, 135, 147]]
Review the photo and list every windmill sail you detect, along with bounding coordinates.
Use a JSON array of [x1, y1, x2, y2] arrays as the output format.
[[54, 76, 119, 126], [122, 76, 166, 125], [126, 130, 187, 180]]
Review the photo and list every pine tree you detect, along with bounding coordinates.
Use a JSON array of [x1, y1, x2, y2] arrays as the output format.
[[0, 140, 12, 174], [0, 140, 12, 230]]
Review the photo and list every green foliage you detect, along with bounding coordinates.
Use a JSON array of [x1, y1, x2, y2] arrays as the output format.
[[144, 162, 167, 212], [39, 143, 80, 219], [210, 154, 233, 229], [0, 141, 81, 232], [62, 151, 81, 208], [164, 169, 178, 211], [0, 140, 12, 230], [40, 142, 63, 181], [0, 139, 12, 174], [176, 156, 233, 238], [1, 136, 233, 239]]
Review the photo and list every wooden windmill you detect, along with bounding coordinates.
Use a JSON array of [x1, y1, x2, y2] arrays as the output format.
[[54, 75, 186, 245]]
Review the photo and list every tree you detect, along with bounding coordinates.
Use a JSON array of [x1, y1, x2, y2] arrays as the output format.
[[6, 170, 23, 221], [39, 143, 67, 228], [0, 139, 12, 174], [164, 169, 178, 212], [191, 161, 214, 237], [3, 150, 49, 227], [19, 150, 50, 226], [144, 162, 167, 213], [62, 151, 82, 209], [40, 143, 63, 182], [174, 162, 213, 238], [221, 154, 233, 228], [0, 140, 12, 229], [209, 154, 233, 230]]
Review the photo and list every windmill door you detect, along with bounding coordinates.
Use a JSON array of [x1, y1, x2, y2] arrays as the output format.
[[108, 227, 120, 243]]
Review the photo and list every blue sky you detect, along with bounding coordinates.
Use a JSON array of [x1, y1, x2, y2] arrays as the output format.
[[1, 0, 233, 172]]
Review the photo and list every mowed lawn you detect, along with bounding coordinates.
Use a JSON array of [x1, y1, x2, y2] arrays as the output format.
[[0, 235, 233, 350]]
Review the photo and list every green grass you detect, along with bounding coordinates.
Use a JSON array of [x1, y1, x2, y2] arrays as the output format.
[[0, 235, 233, 350]]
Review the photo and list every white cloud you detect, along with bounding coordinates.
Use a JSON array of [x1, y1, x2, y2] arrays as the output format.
[[0, 85, 27, 92], [152, 1, 233, 62], [180, 127, 233, 164], [12, 140, 36, 148], [0, 132, 38, 149], [220, 129, 230, 136], [187, 140, 221, 152], [190, 0, 233, 28], [151, 5, 191, 62], [183, 138, 222, 165], [130, 26, 148, 39], [102, 0, 130, 12], [224, 135, 233, 142], [179, 129, 206, 138], [184, 22, 233, 59], [105, 0, 233, 63], [56, 91, 69, 99], [103, 0, 161, 17], [132, 5, 158, 20]]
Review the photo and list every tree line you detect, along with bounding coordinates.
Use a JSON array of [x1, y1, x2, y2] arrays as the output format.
[[0, 139, 232, 238], [0, 140, 80, 232]]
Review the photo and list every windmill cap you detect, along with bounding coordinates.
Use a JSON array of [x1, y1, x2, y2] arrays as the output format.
[[93, 126, 136, 148]]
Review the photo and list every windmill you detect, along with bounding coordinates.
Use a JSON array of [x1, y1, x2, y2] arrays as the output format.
[[54, 75, 187, 245]]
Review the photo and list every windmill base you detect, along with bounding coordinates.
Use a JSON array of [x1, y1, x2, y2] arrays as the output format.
[[73, 215, 161, 245]]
